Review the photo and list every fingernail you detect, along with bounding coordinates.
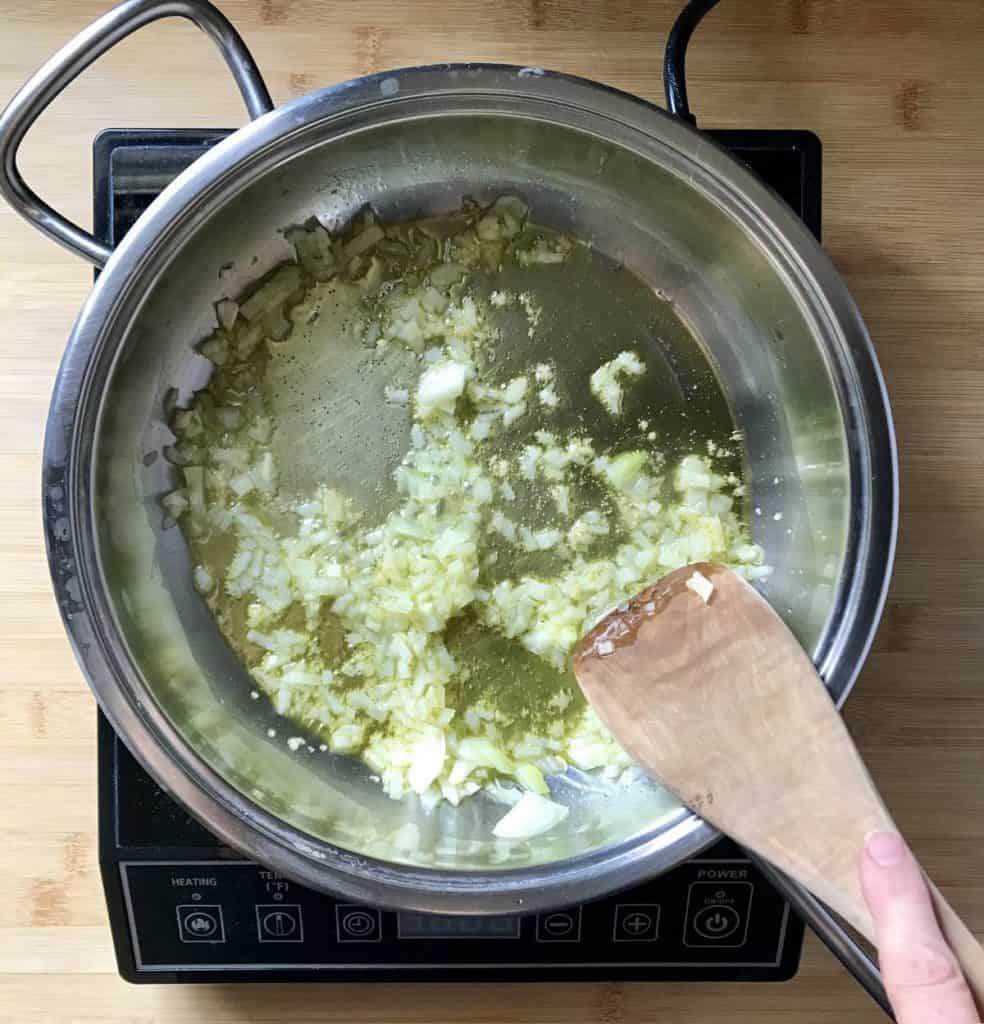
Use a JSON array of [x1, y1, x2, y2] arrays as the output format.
[[866, 831, 907, 867]]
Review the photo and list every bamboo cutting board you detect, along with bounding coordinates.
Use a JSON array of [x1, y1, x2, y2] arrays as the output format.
[[1, 1, 983, 1021]]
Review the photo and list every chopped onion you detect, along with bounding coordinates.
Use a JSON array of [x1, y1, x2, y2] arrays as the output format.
[[407, 730, 446, 794], [492, 792, 569, 839], [240, 264, 304, 323], [215, 298, 239, 330], [168, 198, 768, 821], [343, 224, 385, 261], [161, 489, 188, 519], [589, 350, 645, 417], [686, 569, 715, 604], [416, 360, 469, 418]]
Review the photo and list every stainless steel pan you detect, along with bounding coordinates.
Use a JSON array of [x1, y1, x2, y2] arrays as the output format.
[[0, 0, 896, 993]]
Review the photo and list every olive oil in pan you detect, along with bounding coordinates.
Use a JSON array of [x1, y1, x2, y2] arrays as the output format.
[[249, 224, 739, 520], [178, 209, 750, 777]]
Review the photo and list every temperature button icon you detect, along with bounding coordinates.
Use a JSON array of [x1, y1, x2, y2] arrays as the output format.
[[256, 904, 304, 943]]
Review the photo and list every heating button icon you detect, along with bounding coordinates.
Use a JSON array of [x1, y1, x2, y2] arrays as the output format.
[[176, 904, 226, 943]]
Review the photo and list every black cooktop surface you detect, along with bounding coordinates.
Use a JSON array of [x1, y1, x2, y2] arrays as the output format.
[[95, 126, 819, 984]]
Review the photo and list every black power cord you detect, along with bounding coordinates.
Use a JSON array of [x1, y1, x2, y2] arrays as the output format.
[[663, 0, 722, 124]]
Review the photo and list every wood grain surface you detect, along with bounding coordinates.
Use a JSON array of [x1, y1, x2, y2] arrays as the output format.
[[1, 1, 982, 1021]]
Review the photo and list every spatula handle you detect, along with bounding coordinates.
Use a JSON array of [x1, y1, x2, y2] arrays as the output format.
[[761, 826, 984, 1016], [751, 797, 984, 1015], [929, 883, 984, 1013], [757, 854, 984, 1020]]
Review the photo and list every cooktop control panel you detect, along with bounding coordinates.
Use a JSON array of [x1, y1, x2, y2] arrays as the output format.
[[118, 855, 791, 979]]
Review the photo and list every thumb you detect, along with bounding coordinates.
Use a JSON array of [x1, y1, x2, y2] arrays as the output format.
[[860, 831, 979, 1024]]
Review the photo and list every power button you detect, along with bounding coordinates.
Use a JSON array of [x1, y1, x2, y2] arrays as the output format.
[[693, 905, 741, 940], [683, 882, 753, 948]]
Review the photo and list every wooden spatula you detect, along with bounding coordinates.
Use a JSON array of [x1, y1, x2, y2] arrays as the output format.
[[573, 562, 984, 1010]]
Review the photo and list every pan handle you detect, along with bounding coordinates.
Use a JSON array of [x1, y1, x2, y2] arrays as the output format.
[[750, 853, 896, 1019], [0, 0, 273, 267], [664, 0, 721, 124]]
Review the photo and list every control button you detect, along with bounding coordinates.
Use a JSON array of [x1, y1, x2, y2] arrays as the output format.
[[684, 881, 753, 948], [176, 904, 225, 943], [256, 903, 304, 943], [536, 908, 582, 943], [694, 906, 741, 940], [336, 904, 383, 943], [613, 903, 661, 942]]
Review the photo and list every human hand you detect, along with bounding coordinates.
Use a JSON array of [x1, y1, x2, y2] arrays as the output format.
[[861, 831, 980, 1023]]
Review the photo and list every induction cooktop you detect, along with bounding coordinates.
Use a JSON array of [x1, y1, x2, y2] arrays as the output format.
[[93, 126, 820, 983]]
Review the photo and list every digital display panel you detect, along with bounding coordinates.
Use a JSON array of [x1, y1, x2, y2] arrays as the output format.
[[397, 913, 522, 939]]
